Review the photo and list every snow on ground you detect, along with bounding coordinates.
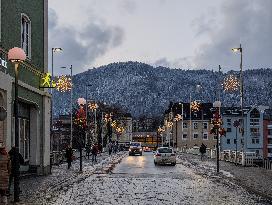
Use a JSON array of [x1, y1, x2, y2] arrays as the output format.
[[48, 153, 267, 205]]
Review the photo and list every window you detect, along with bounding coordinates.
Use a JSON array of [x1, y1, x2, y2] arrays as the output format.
[[183, 122, 187, 128], [227, 128, 232, 132], [227, 119, 231, 126], [250, 128, 260, 136], [203, 133, 208, 140], [252, 139, 255, 144], [214, 135, 217, 140], [21, 14, 31, 58], [268, 138, 272, 144], [182, 134, 187, 139], [227, 139, 230, 144], [193, 133, 198, 139], [256, 139, 259, 144], [193, 122, 198, 129], [250, 118, 259, 126], [234, 139, 237, 144], [203, 122, 208, 129], [268, 129, 272, 135]]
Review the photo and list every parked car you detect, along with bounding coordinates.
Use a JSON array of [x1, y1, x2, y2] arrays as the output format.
[[154, 147, 176, 166], [129, 142, 142, 156]]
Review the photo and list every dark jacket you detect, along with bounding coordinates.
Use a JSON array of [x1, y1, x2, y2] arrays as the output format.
[[91, 145, 98, 155], [199, 144, 207, 154], [65, 147, 73, 162], [8, 147, 24, 175]]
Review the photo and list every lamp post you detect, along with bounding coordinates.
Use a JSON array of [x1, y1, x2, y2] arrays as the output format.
[[231, 44, 244, 165], [88, 102, 99, 143], [51, 48, 62, 154], [212, 101, 222, 173], [174, 114, 182, 150], [8, 47, 26, 202], [61, 65, 73, 147], [77, 97, 86, 172], [85, 84, 92, 145]]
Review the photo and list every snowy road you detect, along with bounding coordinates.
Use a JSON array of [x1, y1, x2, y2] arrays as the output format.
[[52, 152, 267, 205]]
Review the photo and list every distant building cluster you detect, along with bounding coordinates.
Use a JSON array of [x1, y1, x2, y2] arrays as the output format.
[[162, 102, 272, 159]]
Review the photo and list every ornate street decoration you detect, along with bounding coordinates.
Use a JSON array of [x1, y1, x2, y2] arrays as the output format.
[[55, 75, 72, 92], [190, 101, 201, 112], [74, 106, 86, 129], [223, 74, 240, 92], [167, 121, 173, 128], [174, 114, 182, 121], [88, 102, 99, 111]]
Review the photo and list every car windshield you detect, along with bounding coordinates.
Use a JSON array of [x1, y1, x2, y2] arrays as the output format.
[[130, 143, 140, 147], [158, 148, 172, 153]]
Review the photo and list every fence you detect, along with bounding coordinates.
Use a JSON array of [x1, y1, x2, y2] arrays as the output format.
[[263, 159, 272, 170]]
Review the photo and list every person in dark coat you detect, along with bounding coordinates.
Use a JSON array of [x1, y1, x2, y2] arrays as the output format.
[[108, 142, 113, 156], [65, 145, 73, 169], [85, 144, 91, 159], [91, 144, 98, 163], [199, 143, 207, 160], [8, 146, 24, 194]]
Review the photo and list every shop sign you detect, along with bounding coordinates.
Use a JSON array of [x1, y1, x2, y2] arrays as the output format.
[[0, 58, 7, 69], [40, 72, 56, 88]]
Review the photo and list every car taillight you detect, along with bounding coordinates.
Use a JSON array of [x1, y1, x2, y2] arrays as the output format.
[[156, 153, 161, 156], [171, 153, 175, 156]]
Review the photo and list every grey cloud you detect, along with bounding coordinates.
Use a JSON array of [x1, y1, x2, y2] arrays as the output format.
[[153, 57, 194, 69], [192, 0, 272, 71], [119, 0, 137, 14], [48, 9, 124, 74]]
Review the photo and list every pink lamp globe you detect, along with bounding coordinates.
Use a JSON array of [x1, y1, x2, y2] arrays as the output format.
[[8, 47, 26, 63]]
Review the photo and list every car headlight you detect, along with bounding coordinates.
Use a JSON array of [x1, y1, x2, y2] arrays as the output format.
[[129, 149, 131, 151], [139, 149, 142, 151]]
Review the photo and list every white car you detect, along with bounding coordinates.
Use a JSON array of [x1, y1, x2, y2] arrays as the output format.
[[154, 147, 176, 166]]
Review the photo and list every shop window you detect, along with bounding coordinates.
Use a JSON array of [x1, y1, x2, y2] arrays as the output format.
[[21, 14, 31, 58]]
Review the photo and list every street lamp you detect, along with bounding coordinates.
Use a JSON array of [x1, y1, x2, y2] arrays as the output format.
[[77, 97, 86, 172], [212, 101, 224, 173], [88, 101, 99, 143], [174, 114, 182, 149], [232, 44, 244, 165], [60, 65, 73, 147], [8, 47, 26, 202]]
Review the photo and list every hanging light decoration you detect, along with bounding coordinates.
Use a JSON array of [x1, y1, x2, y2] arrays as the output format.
[[55, 75, 72, 92], [88, 102, 99, 111], [174, 114, 182, 121], [223, 74, 240, 92], [190, 100, 201, 112]]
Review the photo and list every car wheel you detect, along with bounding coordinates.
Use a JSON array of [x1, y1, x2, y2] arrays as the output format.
[[129, 153, 131, 156], [172, 163, 176, 166], [140, 153, 142, 156]]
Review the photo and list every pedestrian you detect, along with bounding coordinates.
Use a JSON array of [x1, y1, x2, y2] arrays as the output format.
[[8, 146, 24, 195], [65, 145, 73, 169], [85, 144, 91, 160], [199, 143, 207, 161], [108, 142, 113, 156], [0, 144, 10, 204], [91, 144, 98, 163]]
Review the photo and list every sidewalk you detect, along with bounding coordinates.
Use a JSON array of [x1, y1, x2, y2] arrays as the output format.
[[177, 153, 272, 202], [8, 151, 126, 205]]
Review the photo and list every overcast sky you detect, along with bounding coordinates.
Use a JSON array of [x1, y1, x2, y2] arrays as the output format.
[[49, 0, 272, 75]]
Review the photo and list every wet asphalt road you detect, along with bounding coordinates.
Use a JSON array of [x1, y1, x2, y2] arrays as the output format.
[[53, 152, 267, 205]]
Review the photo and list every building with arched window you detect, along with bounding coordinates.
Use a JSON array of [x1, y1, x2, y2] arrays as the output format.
[[0, 1, 50, 175]]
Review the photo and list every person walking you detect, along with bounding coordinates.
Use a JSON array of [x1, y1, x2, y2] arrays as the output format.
[[91, 144, 98, 163], [199, 143, 207, 161], [65, 145, 73, 169], [108, 142, 113, 156], [0, 145, 10, 204], [85, 144, 91, 160], [8, 146, 24, 195]]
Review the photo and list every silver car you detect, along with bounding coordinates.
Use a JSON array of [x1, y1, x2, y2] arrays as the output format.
[[154, 147, 176, 166]]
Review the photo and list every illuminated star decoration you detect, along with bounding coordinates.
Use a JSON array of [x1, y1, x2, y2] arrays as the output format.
[[88, 102, 99, 111], [223, 75, 240, 92], [56, 75, 72, 92], [190, 101, 201, 112]]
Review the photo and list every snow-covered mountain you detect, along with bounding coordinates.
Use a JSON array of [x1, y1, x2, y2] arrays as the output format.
[[53, 61, 272, 117]]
